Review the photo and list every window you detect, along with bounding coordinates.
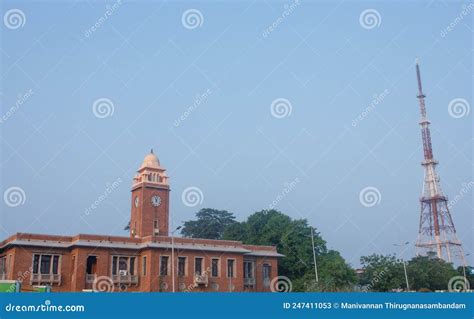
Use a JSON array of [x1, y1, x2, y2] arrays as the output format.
[[0, 256, 6, 275], [227, 259, 235, 278], [194, 257, 203, 275], [112, 256, 117, 275], [32, 254, 61, 275], [111, 256, 136, 276], [160, 256, 169, 276], [263, 264, 271, 286], [243, 261, 254, 279], [142, 256, 147, 276], [211, 258, 219, 277], [178, 257, 186, 277]]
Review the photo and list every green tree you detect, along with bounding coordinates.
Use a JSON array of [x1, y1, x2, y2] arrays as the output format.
[[223, 209, 356, 291], [456, 265, 473, 289], [407, 252, 458, 291], [359, 254, 406, 291], [181, 208, 236, 239], [300, 250, 357, 292]]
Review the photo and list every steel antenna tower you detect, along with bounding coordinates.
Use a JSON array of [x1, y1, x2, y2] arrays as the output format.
[[414, 59, 465, 265]]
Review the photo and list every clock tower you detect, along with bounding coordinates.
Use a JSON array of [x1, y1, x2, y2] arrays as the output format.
[[130, 150, 170, 238]]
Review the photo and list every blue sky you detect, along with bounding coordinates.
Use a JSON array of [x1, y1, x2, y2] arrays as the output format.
[[1, 0, 472, 267]]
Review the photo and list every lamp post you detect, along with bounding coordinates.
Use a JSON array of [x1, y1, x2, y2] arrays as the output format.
[[393, 241, 410, 292], [171, 226, 182, 293], [310, 227, 319, 283], [462, 253, 471, 290]]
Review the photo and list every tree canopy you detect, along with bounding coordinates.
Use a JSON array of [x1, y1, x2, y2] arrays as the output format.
[[359, 254, 406, 291], [407, 253, 458, 291], [359, 252, 460, 292], [181, 208, 236, 239], [222, 209, 356, 291]]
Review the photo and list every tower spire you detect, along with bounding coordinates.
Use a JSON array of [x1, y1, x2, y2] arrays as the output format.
[[414, 61, 465, 265]]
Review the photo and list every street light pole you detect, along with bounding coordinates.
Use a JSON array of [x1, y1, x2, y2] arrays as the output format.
[[171, 226, 182, 293], [393, 241, 410, 292], [311, 227, 319, 283], [462, 253, 470, 289], [402, 259, 410, 292]]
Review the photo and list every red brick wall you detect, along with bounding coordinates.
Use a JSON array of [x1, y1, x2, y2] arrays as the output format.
[[1, 244, 279, 292], [130, 185, 170, 238]]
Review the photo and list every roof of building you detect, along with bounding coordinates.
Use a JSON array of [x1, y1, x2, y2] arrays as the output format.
[[0, 233, 284, 258]]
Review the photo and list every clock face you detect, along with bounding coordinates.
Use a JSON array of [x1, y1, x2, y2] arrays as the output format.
[[151, 195, 161, 207], [134, 196, 139, 207]]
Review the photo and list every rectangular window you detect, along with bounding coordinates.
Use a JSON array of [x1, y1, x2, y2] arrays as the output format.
[[52, 256, 59, 274], [178, 257, 186, 277], [211, 258, 219, 277], [227, 259, 235, 278], [0, 256, 6, 274], [111, 256, 136, 276], [119, 257, 127, 272], [32, 254, 61, 275], [40, 255, 51, 274], [142, 256, 147, 276], [263, 264, 271, 280], [33, 255, 40, 274], [130, 257, 136, 275], [263, 264, 271, 287], [160, 256, 169, 276], [112, 256, 118, 275], [244, 261, 254, 279], [194, 257, 203, 275]]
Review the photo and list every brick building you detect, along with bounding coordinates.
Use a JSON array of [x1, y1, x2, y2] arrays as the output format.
[[0, 151, 282, 292]]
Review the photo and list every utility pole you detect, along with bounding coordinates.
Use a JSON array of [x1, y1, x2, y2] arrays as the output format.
[[171, 226, 182, 293], [393, 242, 410, 292], [311, 227, 319, 283]]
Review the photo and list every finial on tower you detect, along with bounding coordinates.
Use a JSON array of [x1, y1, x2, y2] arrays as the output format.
[[415, 58, 424, 98], [150, 148, 154, 154]]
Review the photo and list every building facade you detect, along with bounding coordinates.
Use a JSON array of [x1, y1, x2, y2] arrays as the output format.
[[0, 151, 282, 292]]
